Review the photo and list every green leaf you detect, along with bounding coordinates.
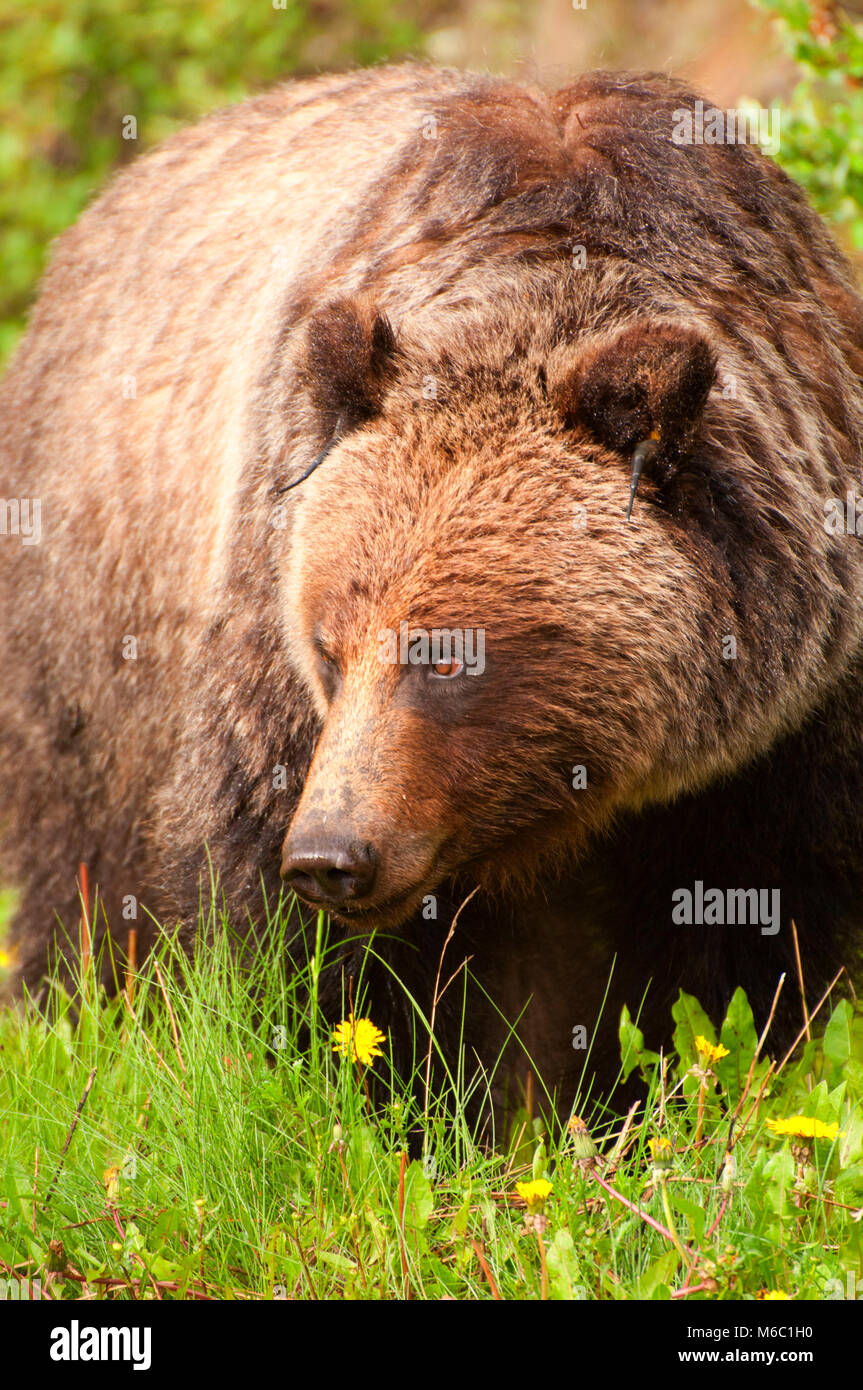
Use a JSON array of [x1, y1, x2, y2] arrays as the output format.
[[823, 1000, 854, 1074], [835, 1162, 863, 1205], [839, 1108, 863, 1169], [319, 1248, 357, 1275], [450, 1193, 470, 1240], [546, 1228, 588, 1300], [672, 991, 716, 1070], [402, 1160, 434, 1235], [670, 1192, 707, 1243], [619, 1004, 661, 1082], [761, 1147, 796, 1221], [637, 1249, 680, 1300], [506, 1107, 544, 1166]]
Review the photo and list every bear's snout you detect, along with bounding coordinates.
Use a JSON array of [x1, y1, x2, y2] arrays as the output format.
[[280, 834, 378, 906], [279, 667, 453, 923]]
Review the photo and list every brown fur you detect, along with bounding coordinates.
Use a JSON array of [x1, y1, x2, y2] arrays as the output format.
[[2, 65, 863, 1121]]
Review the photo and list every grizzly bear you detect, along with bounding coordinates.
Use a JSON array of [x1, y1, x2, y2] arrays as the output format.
[[2, 65, 863, 1119]]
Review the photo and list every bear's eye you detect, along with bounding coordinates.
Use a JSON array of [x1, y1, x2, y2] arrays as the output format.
[[430, 658, 463, 679], [313, 636, 340, 673]]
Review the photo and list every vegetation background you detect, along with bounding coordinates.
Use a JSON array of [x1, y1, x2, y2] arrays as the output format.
[[1, 0, 862, 1306]]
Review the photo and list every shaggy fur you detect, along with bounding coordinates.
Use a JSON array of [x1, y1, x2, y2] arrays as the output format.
[[2, 65, 863, 1117]]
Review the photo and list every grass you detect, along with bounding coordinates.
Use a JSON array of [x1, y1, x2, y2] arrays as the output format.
[[0, 895, 862, 1301]]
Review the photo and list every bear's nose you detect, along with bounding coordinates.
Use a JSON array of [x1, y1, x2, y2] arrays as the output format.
[[280, 837, 378, 905]]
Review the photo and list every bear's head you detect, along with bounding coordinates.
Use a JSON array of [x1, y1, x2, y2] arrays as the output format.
[[273, 281, 836, 929]]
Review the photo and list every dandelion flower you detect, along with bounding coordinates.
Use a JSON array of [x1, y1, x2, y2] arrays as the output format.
[[102, 1165, 121, 1206], [694, 1035, 730, 1064], [761, 1290, 792, 1300], [515, 1179, 553, 1209], [766, 1116, 841, 1141], [331, 1014, 386, 1066], [649, 1136, 674, 1175], [648, 1136, 673, 1159]]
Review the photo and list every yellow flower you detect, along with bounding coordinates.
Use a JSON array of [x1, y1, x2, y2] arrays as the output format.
[[331, 1015, 386, 1066], [648, 1135, 674, 1173], [761, 1290, 792, 1300], [695, 1035, 730, 1064], [515, 1179, 553, 1210], [648, 1136, 672, 1157], [765, 1116, 841, 1141], [102, 1165, 121, 1206]]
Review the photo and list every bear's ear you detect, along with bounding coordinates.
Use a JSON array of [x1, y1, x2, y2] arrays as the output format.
[[548, 322, 716, 458], [302, 297, 396, 436]]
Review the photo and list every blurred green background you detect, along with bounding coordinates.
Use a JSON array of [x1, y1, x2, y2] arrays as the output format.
[[0, 0, 861, 369]]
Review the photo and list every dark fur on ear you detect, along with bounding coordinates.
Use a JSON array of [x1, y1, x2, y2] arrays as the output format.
[[302, 297, 396, 434], [550, 322, 716, 459]]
